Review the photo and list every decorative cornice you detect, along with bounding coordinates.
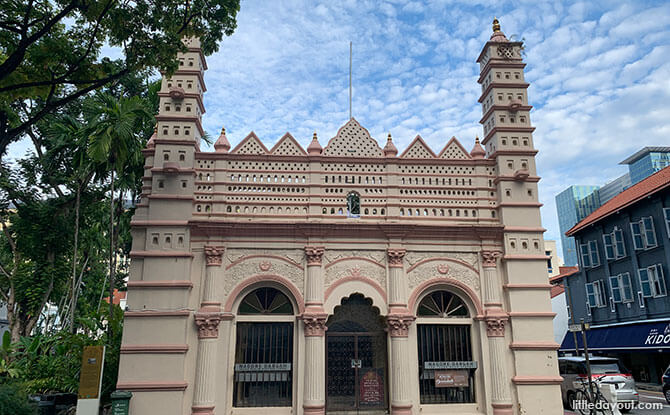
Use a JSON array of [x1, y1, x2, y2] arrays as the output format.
[[387, 249, 406, 268], [194, 312, 222, 339], [204, 245, 224, 266], [386, 314, 415, 337], [302, 312, 328, 337], [481, 250, 502, 268], [304, 246, 325, 266]]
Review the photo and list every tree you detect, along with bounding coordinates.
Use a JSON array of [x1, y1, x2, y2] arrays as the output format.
[[84, 92, 151, 337], [0, 0, 240, 158]]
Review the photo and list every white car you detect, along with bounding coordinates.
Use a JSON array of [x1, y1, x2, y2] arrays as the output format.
[[558, 356, 639, 412]]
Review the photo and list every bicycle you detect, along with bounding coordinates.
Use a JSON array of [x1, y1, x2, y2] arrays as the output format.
[[571, 377, 614, 415]]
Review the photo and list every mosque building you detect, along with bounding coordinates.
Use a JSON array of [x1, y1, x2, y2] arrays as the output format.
[[116, 19, 563, 415]]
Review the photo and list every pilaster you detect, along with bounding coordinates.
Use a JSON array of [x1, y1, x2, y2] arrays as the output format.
[[386, 248, 414, 415], [191, 246, 224, 415], [481, 251, 513, 415], [302, 246, 327, 415]]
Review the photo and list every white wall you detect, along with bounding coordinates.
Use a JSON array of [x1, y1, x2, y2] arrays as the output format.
[[551, 292, 569, 344]]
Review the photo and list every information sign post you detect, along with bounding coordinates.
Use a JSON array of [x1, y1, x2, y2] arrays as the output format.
[[75, 345, 105, 415]]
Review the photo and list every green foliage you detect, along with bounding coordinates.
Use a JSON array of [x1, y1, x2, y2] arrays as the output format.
[[0, 382, 37, 415], [0, 0, 240, 154]]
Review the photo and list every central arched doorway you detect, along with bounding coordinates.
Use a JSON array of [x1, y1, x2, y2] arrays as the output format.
[[325, 294, 388, 413]]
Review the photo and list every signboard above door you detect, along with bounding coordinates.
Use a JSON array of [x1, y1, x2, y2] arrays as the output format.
[[424, 361, 477, 370]]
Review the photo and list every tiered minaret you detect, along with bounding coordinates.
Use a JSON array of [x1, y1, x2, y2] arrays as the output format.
[[477, 18, 563, 414], [117, 37, 211, 414]]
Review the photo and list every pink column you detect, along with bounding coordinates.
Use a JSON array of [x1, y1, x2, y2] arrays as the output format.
[[386, 249, 415, 415], [192, 246, 224, 415], [302, 246, 327, 415], [481, 251, 513, 415]]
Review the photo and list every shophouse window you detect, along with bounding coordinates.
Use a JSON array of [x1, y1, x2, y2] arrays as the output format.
[[603, 227, 626, 260], [416, 290, 475, 404], [233, 287, 294, 407], [663, 208, 670, 237], [608, 273, 633, 304], [630, 217, 657, 250], [580, 240, 600, 268], [585, 280, 606, 308], [638, 265, 667, 298]]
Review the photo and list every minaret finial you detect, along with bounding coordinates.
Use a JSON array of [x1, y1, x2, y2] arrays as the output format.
[[493, 17, 501, 33]]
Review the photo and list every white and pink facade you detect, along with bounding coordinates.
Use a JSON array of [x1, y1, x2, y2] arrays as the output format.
[[117, 20, 563, 415]]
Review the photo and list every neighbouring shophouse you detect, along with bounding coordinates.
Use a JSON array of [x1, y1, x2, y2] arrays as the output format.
[[115, 19, 564, 415], [560, 165, 670, 385]]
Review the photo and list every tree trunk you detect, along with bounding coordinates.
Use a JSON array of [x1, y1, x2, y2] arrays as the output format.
[[68, 183, 82, 333], [108, 169, 115, 339]]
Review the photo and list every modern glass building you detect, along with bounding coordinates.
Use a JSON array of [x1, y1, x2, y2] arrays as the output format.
[[555, 186, 601, 266], [620, 147, 670, 185], [598, 173, 631, 204]]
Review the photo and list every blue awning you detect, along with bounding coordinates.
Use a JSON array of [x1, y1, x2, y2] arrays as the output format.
[[560, 320, 670, 351]]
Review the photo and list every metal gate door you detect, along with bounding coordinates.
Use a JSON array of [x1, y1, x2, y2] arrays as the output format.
[[326, 333, 387, 411]]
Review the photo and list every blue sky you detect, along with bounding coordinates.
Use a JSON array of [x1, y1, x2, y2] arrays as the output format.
[[8, 0, 670, 259]]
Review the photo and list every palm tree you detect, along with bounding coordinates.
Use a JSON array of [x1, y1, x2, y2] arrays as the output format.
[[84, 93, 151, 337]]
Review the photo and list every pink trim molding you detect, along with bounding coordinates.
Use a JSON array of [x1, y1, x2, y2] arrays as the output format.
[[324, 274, 388, 303], [303, 404, 325, 415], [124, 310, 190, 318], [391, 403, 412, 415], [127, 280, 193, 288], [129, 250, 193, 258], [324, 256, 384, 269], [223, 274, 305, 313], [191, 405, 214, 415], [225, 254, 303, 270], [116, 381, 188, 391], [504, 283, 552, 290], [408, 277, 484, 317], [508, 311, 557, 318], [120, 344, 189, 354], [510, 341, 560, 350], [492, 402, 514, 415], [405, 256, 479, 274], [512, 375, 564, 385]]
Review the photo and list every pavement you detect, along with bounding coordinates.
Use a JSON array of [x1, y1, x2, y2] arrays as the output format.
[[564, 390, 669, 414]]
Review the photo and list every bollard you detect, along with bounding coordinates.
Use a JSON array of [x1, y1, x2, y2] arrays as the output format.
[[110, 390, 133, 415]]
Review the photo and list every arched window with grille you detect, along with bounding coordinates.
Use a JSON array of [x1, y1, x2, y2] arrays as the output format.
[[415, 290, 476, 405], [233, 287, 295, 408]]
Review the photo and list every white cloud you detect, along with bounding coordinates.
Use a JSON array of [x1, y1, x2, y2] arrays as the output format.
[[7, 0, 666, 261]]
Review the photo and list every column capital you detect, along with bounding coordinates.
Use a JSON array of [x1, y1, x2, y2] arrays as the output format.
[[204, 245, 224, 267], [194, 312, 222, 339], [387, 248, 406, 268], [485, 316, 508, 337], [386, 314, 415, 337], [302, 312, 328, 336], [304, 246, 325, 266], [481, 250, 502, 268]]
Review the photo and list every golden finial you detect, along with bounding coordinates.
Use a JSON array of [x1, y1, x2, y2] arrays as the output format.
[[313, 131, 318, 140], [153, 124, 158, 133], [475, 135, 480, 143], [221, 126, 226, 134], [492, 17, 501, 33], [387, 133, 392, 141]]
